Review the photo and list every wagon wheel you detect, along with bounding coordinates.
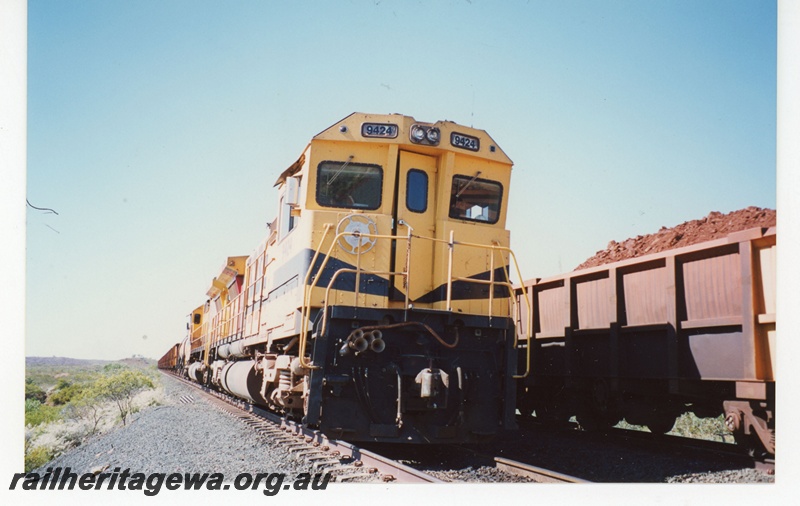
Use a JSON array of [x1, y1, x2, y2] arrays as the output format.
[[515, 386, 535, 417], [645, 417, 676, 434], [641, 405, 678, 434], [576, 413, 614, 432], [533, 390, 570, 424], [535, 401, 570, 424], [578, 381, 616, 431]]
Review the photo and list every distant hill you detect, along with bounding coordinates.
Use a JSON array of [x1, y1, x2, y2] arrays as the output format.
[[118, 356, 156, 368], [26, 357, 111, 367], [26, 356, 156, 368]]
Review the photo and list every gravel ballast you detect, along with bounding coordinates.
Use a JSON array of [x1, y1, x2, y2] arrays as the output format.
[[35, 374, 313, 478]]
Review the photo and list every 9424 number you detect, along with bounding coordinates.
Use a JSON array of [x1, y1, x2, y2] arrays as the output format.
[[450, 132, 480, 151], [361, 123, 398, 138]]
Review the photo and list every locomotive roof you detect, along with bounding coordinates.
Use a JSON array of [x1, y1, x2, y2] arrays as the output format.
[[275, 112, 511, 186]]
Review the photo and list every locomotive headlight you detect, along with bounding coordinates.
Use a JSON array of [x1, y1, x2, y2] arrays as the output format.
[[410, 124, 440, 145], [410, 125, 426, 142]]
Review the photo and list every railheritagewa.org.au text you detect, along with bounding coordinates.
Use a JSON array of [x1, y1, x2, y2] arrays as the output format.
[[9, 467, 332, 496]]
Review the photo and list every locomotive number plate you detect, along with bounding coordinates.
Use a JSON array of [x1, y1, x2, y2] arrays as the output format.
[[361, 123, 399, 138], [450, 132, 480, 151]]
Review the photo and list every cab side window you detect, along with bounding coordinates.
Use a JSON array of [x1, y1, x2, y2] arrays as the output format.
[[316, 161, 383, 210], [278, 176, 300, 241], [448, 174, 502, 224]]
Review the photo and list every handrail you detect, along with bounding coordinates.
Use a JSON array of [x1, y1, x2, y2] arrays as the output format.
[[191, 222, 533, 379], [200, 247, 269, 363], [399, 231, 534, 378], [298, 228, 408, 368], [297, 224, 334, 369], [296, 225, 532, 377], [319, 267, 409, 337]]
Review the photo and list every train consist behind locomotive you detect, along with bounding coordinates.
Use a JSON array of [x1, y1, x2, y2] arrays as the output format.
[[515, 227, 776, 454], [158, 113, 529, 444]]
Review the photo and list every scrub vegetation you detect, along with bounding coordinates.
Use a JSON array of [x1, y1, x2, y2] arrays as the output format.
[[24, 358, 162, 472], [615, 413, 730, 442]]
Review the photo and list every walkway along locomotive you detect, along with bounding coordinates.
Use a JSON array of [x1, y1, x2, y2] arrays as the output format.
[[159, 113, 531, 444]]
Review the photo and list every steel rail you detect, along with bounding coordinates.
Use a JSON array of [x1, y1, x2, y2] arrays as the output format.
[[494, 457, 589, 483], [516, 416, 774, 475]]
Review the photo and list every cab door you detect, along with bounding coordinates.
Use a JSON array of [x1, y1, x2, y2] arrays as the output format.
[[394, 151, 437, 305]]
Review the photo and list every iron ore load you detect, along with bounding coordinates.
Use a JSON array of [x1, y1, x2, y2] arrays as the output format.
[[159, 113, 529, 444], [515, 226, 775, 454]]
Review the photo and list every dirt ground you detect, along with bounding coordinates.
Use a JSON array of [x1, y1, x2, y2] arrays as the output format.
[[575, 206, 776, 270]]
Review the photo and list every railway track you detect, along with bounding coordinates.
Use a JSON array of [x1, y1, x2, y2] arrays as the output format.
[[517, 416, 774, 476], [163, 371, 442, 483], [358, 439, 591, 483], [161, 372, 771, 483], [165, 372, 589, 484], [607, 425, 775, 474]]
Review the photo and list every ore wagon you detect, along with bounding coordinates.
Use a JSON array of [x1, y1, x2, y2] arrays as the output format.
[[516, 226, 775, 454]]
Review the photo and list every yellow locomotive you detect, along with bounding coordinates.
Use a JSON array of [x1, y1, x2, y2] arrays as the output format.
[[169, 113, 529, 443]]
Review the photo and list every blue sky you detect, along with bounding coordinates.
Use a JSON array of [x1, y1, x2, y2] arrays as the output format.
[[21, 0, 777, 361]]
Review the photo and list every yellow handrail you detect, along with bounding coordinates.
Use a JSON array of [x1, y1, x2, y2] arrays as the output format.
[[296, 225, 533, 378], [319, 268, 409, 337], [298, 228, 408, 368], [297, 224, 333, 368]]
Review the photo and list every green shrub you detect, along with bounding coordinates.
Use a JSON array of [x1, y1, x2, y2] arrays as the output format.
[[49, 381, 85, 405], [62, 391, 106, 436], [671, 412, 728, 441], [24, 444, 54, 472], [103, 363, 125, 373], [91, 369, 154, 425], [25, 399, 61, 427], [25, 379, 47, 404]]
